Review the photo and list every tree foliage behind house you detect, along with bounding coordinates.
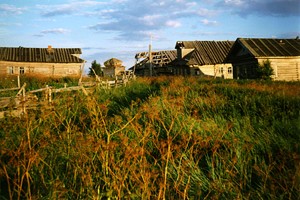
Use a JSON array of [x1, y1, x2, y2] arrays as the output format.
[[257, 59, 274, 80], [88, 60, 102, 77]]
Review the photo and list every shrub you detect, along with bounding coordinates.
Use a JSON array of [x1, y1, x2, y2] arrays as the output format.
[[256, 60, 274, 80]]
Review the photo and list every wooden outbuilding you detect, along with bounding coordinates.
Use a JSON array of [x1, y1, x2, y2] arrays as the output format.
[[102, 58, 125, 77], [0, 46, 85, 77], [174, 40, 234, 78], [132, 50, 177, 76], [226, 38, 300, 81]]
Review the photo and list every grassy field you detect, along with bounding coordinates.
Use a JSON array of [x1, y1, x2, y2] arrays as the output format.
[[0, 76, 299, 199]]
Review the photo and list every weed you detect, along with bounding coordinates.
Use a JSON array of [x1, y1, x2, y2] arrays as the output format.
[[0, 76, 299, 199]]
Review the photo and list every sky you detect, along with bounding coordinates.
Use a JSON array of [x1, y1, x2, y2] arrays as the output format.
[[0, 0, 299, 73]]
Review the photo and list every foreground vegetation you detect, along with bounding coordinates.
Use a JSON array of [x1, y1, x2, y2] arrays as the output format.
[[0, 76, 299, 199]]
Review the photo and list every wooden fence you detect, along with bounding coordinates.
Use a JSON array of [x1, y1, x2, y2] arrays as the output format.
[[0, 72, 135, 118]]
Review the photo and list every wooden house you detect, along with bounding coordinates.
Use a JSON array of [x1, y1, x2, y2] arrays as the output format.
[[132, 50, 177, 76], [0, 46, 85, 77], [226, 38, 300, 81], [174, 40, 234, 78], [102, 58, 125, 77]]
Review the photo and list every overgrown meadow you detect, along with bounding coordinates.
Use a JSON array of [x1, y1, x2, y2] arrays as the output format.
[[0, 76, 299, 199]]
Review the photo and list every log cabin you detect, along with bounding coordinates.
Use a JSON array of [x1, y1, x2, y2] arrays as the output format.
[[174, 40, 234, 78], [226, 38, 300, 81], [0, 46, 85, 77]]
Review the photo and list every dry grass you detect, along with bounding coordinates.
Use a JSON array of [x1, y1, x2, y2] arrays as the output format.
[[0, 76, 299, 199]]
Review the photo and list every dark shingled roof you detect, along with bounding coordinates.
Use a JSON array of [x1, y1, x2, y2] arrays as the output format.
[[175, 40, 234, 65], [0, 47, 85, 63], [235, 38, 300, 57]]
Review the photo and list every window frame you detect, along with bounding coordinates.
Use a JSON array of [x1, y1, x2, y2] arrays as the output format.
[[8, 66, 14, 74], [19, 67, 25, 74]]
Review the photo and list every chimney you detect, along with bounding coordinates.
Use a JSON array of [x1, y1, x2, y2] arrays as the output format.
[[47, 45, 53, 53]]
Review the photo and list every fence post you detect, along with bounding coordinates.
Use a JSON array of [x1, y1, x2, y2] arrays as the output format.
[[46, 85, 52, 104], [49, 87, 52, 104], [22, 86, 26, 114], [22, 85, 25, 99], [18, 75, 20, 88], [45, 85, 49, 101]]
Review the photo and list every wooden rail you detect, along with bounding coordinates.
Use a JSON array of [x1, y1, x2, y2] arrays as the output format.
[[0, 73, 135, 119], [0, 87, 20, 92]]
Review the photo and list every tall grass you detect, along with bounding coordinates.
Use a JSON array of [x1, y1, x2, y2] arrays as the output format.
[[0, 76, 299, 199], [0, 75, 80, 98]]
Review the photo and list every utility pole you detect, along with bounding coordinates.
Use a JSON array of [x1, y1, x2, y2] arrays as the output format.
[[149, 44, 152, 76], [149, 35, 153, 76]]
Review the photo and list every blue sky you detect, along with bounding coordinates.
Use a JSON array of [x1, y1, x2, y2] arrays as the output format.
[[1, 0, 299, 72]]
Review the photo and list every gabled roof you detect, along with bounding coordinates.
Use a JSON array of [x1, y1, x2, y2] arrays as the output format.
[[0, 47, 85, 63], [134, 50, 177, 68], [231, 38, 300, 57], [175, 40, 234, 65]]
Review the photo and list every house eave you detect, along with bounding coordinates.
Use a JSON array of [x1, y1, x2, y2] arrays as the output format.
[[254, 56, 300, 59]]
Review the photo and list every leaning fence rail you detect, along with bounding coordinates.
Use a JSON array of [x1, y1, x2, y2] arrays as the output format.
[[0, 87, 20, 92], [0, 73, 135, 118]]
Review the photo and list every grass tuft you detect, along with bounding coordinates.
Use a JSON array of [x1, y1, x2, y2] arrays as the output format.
[[0, 76, 299, 199]]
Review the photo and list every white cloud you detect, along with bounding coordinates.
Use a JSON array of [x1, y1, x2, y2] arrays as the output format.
[[35, 18, 56, 22], [41, 28, 70, 34], [218, 0, 300, 17], [166, 20, 181, 28], [224, 0, 244, 6], [111, 0, 128, 3], [201, 19, 218, 26], [34, 28, 70, 37], [37, 1, 107, 17], [0, 22, 22, 26], [0, 4, 26, 15], [139, 14, 162, 26], [82, 9, 117, 18], [196, 8, 218, 17], [186, 2, 197, 7], [36, 0, 219, 41], [86, 0, 221, 40]]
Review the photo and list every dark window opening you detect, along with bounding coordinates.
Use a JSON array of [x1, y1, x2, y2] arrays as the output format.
[[20, 67, 25, 74]]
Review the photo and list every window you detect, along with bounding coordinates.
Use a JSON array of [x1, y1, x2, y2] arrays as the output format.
[[20, 67, 25, 74], [228, 67, 232, 74], [8, 66, 14, 74]]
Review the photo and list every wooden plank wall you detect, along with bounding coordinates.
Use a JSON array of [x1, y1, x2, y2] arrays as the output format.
[[0, 61, 82, 77], [258, 58, 300, 81]]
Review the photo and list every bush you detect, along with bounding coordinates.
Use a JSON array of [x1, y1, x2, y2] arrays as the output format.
[[257, 60, 274, 80]]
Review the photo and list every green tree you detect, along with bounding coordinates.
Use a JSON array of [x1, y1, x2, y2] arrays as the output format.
[[88, 60, 102, 77], [257, 60, 274, 80]]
